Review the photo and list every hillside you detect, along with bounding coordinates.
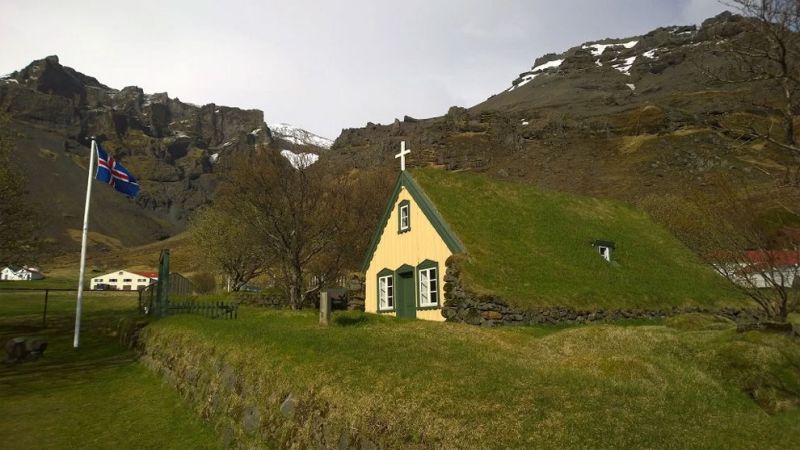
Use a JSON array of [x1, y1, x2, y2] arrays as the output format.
[[325, 12, 800, 227], [412, 168, 743, 310], [0, 56, 331, 253]]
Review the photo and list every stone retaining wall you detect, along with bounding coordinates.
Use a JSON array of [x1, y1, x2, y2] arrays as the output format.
[[140, 327, 388, 449], [441, 257, 765, 327]]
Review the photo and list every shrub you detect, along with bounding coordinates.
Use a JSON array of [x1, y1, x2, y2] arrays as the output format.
[[191, 272, 216, 294]]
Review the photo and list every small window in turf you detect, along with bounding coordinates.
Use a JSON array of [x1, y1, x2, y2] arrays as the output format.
[[398, 200, 410, 233], [417, 261, 439, 307], [377, 269, 394, 311], [592, 240, 616, 262]]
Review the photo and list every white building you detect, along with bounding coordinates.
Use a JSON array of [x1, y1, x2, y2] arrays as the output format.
[[1, 266, 45, 281], [90, 270, 158, 291], [715, 250, 799, 288]]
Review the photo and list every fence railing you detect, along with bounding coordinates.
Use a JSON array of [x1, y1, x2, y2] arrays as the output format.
[[0, 287, 138, 328], [167, 300, 238, 319]]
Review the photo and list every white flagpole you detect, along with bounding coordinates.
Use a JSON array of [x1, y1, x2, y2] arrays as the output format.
[[73, 138, 97, 348]]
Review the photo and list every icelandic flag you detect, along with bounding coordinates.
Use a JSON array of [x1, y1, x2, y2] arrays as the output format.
[[95, 144, 140, 198]]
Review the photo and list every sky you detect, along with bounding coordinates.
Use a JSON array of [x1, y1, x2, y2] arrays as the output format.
[[0, 0, 729, 139]]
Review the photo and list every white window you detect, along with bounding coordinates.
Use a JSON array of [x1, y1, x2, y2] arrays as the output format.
[[418, 267, 438, 307], [137, 278, 147, 282], [378, 275, 394, 310], [399, 204, 410, 231], [109, 278, 118, 283], [96, 278, 103, 282], [598, 246, 611, 262]]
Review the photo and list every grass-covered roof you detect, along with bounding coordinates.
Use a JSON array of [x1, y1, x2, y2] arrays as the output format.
[[411, 168, 744, 310]]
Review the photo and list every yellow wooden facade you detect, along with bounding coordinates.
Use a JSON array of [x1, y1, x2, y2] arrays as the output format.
[[364, 186, 453, 321]]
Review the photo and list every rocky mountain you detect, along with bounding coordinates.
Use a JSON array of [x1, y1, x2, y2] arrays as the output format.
[[0, 56, 325, 253], [325, 12, 799, 216]]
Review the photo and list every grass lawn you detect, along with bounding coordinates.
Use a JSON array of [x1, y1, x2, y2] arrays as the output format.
[[0, 290, 220, 449], [411, 168, 744, 310], [145, 308, 800, 449]]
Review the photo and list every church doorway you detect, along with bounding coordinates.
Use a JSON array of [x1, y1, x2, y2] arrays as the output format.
[[395, 266, 416, 319]]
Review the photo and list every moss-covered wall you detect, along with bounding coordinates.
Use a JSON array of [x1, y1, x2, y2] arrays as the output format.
[[140, 325, 386, 449]]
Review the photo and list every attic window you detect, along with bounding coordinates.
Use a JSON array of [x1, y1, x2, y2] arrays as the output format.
[[398, 200, 410, 233], [593, 240, 616, 262]]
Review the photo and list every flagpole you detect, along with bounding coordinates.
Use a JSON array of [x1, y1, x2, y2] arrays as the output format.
[[73, 138, 97, 348]]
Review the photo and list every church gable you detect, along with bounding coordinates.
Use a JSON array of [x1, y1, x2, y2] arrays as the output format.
[[362, 172, 464, 273]]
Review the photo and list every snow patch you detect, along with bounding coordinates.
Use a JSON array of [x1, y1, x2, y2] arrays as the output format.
[[509, 74, 538, 91], [583, 40, 637, 57], [531, 58, 564, 73], [520, 119, 529, 126], [280, 149, 319, 169], [643, 49, 658, 59], [210, 153, 219, 163], [626, 83, 636, 91], [250, 128, 262, 136], [269, 123, 333, 149], [613, 56, 637, 76], [507, 58, 564, 91]]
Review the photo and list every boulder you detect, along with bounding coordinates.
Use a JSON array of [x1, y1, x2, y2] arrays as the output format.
[[4, 337, 47, 363]]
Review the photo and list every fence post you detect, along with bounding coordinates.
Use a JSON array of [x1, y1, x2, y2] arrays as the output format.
[[320, 291, 331, 326], [42, 289, 49, 328]]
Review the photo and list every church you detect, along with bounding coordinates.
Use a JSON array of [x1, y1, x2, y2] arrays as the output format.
[[362, 142, 464, 321], [362, 142, 740, 323]]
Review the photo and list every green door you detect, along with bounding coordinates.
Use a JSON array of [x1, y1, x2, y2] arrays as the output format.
[[396, 269, 416, 320]]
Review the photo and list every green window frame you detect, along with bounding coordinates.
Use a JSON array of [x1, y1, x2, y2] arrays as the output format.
[[377, 268, 395, 312], [398, 200, 411, 233], [416, 260, 439, 308]]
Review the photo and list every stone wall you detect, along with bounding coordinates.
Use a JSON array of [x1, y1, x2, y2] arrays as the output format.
[[346, 273, 366, 311], [441, 257, 765, 327], [140, 327, 386, 449]]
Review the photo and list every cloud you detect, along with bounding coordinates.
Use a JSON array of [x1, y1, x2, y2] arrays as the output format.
[[0, 0, 736, 139]]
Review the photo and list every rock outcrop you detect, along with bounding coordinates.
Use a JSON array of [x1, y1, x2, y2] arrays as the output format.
[[0, 56, 275, 249]]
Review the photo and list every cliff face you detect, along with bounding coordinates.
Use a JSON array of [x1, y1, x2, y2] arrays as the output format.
[[0, 55, 273, 251], [325, 13, 799, 210]]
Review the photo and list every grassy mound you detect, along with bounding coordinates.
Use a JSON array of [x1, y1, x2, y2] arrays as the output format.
[[411, 168, 743, 310], [665, 313, 736, 331], [142, 309, 800, 449]]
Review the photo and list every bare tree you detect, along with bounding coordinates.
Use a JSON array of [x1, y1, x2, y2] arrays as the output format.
[[646, 183, 800, 321], [190, 206, 270, 291], [708, 1, 800, 153], [218, 150, 347, 309]]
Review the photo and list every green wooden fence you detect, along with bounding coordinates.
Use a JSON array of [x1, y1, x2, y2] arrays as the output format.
[[167, 300, 238, 319]]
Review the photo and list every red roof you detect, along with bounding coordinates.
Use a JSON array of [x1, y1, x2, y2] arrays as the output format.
[[134, 271, 159, 279], [743, 250, 800, 267]]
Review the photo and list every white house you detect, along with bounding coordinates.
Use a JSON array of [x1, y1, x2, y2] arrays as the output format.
[[715, 250, 799, 289], [90, 270, 158, 291], [1, 266, 45, 281]]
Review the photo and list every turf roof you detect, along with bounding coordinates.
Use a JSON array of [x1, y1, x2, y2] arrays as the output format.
[[408, 168, 744, 310]]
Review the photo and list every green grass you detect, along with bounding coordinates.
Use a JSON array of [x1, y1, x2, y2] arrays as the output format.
[[411, 168, 744, 310], [144, 309, 800, 449], [0, 291, 220, 449], [0, 275, 79, 290]]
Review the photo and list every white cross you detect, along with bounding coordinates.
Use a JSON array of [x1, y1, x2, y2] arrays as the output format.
[[395, 141, 411, 171]]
